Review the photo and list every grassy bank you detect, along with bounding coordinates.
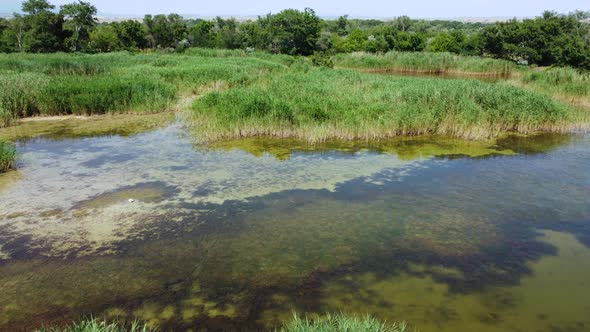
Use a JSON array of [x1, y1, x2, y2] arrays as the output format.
[[334, 52, 515, 76], [0, 140, 16, 173], [191, 66, 581, 142], [518, 67, 590, 106], [0, 52, 286, 127]]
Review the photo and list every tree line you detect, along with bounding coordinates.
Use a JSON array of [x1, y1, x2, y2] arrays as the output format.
[[1, 0, 589, 69]]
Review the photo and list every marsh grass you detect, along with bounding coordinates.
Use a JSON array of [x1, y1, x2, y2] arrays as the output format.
[[0, 140, 16, 173], [191, 67, 581, 142], [334, 52, 515, 76], [0, 52, 285, 126], [519, 67, 590, 105], [281, 313, 408, 332], [35, 319, 156, 332]]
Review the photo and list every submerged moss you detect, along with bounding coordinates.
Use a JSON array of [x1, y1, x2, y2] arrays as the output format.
[[207, 135, 516, 161], [0, 113, 175, 142]]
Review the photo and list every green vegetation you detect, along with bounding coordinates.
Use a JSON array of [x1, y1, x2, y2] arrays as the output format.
[[0, 52, 284, 127], [520, 67, 590, 102], [0, 139, 16, 172], [35, 319, 155, 332], [334, 51, 515, 75], [35, 314, 406, 332], [191, 66, 580, 142], [281, 313, 408, 332], [0, 0, 588, 69]]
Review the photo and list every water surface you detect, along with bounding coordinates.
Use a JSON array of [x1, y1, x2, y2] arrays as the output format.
[[0, 119, 589, 332]]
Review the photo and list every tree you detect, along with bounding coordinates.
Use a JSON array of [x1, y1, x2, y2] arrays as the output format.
[[428, 32, 462, 53], [113, 20, 146, 49], [60, 1, 97, 51], [265, 8, 321, 55], [1, 15, 27, 52], [22, 0, 54, 15], [336, 15, 348, 36], [90, 25, 118, 52], [189, 20, 215, 47], [21, 0, 67, 52]]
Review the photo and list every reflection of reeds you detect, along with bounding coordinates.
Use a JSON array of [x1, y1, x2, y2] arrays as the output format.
[[0, 140, 15, 173], [282, 312, 409, 332]]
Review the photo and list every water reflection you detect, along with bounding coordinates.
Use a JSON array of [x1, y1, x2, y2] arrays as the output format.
[[0, 119, 589, 331]]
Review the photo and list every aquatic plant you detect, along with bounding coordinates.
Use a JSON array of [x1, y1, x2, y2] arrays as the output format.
[[191, 67, 580, 142], [281, 313, 408, 332], [0, 140, 16, 173], [333, 51, 515, 75], [35, 319, 155, 332]]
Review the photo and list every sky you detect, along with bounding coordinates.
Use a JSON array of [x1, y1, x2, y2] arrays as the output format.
[[1, 0, 588, 18]]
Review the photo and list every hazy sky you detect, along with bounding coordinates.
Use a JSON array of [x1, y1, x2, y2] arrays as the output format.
[[1, 0, 588, 18]]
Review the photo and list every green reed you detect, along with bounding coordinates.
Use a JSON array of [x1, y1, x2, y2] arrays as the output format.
[[191, 66, 580, 142], [520, 67, 590, 99], [0, 52, 285, 124], [334, 51, 515, 75]]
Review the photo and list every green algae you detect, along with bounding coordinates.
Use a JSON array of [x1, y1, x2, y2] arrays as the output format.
[[72, 182, 177, 211], [0, 113, 175, 142], [207, 135, 516, 161]]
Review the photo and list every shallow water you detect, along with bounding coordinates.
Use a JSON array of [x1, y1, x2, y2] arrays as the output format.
[[0, 119, 589, 332]]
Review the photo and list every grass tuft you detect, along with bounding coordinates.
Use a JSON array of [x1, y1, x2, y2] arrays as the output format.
[[280, 312, 408, 332], [0, 140, 16, 173], [35, 318, 156, 332]]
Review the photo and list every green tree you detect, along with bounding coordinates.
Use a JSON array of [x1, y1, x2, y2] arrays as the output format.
[[89, 24, 118, 52], [21, 0, 67, 52], [60, 1, 97, 51], [265, 8, 321, 55], [112, 20, 145, 49], [189, 20, 215, 47]]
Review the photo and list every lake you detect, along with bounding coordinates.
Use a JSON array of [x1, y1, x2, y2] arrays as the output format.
[[1, 118, 589, 331]]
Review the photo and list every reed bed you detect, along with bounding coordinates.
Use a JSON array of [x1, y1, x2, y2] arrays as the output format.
[[0, 52, 285, 127], [334, 52, 515, 76], [191, 67, 580, 142], [0, 140, 16, 173], [519, 67, 590, 104]]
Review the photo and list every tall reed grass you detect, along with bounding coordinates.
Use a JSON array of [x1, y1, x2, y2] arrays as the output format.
[[334, 52, 515, 76], [191, 67, 579, 142], [0, 52, 285, 126], [520, 67, 590, 101], [0, 140, 16, 173]]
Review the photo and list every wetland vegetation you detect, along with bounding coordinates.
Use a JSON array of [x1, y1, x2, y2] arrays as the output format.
[[1, 1, 590, 332]]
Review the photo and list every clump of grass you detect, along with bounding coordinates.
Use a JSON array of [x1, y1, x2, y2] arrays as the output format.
[[334, 52, 515, 76], [35, 319, 155, 332], [191, 67, 581, 142], [520, 67, 590, 101], [0, 140, 16, 173], [0, 73, 49, 127], [280, 313, 408, 332]]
